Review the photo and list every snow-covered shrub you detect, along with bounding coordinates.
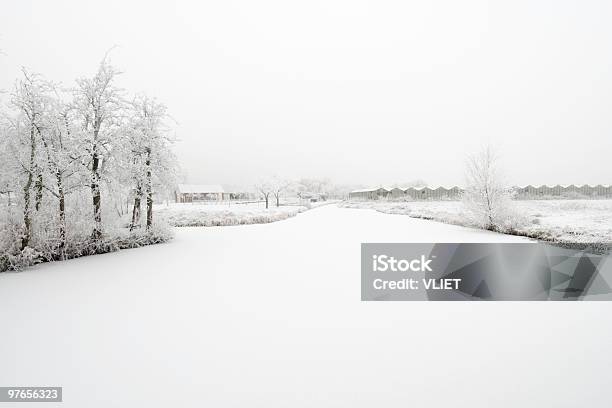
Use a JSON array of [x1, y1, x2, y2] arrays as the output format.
[[0, 218, 174, 272], [3, 247, 44, 271], [0, 165, 175, 272], [461, 146, 522, 232], [116, 223, 174, 248], [161, 207, 306, 227]]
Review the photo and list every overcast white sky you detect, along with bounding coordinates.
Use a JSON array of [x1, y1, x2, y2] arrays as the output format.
[[1, 0, 611, 187]]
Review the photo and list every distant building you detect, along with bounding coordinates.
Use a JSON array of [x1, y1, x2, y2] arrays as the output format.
[[299, 192, 327, 202], [513, 184, 612, 199], [349, 187, 391, 200], [389, 187, 405, 199], [348, 184, 612, 201], [348, 186, 462, 201], [175, 184, 226, 203]]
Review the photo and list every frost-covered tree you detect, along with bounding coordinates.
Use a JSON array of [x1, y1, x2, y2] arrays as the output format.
[[122, 95, 176, 230], [462, 146, 515, 231], [0, 56, 179, 271], [0, 120, 19, 210], [72, 58, 124, 239], [296, 177, 331, 199], [8, 70, 53, 249], [270, 176, 290, 207], [37, 94, 84, 256], [255, 180, 273, 209]]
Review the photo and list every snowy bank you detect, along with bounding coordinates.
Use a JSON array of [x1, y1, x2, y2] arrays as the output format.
[[1, 201, 337, 272], [340, 200, 612, 253], [0, 224, 174, 272], [155, 200, 336, 227]]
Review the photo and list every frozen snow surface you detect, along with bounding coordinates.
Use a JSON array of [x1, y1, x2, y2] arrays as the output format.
[[1, 205, 611, 407], [342, 199, 612, 248]]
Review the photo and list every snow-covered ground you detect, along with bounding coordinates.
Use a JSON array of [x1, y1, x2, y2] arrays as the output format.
[[342, 199, 612, 249], [155, 200, 332, 227], [1, 205, 611, 407]]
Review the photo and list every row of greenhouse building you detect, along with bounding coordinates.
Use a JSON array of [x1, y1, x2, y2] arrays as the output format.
[[348, 184, 612, 201]]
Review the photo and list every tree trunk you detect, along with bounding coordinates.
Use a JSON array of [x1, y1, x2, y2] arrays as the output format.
[[484, 187, 495, 231], [130, 188, 142, 231], [145, 148, 153, 230], [22, 177, 33, 250], [91, 144, 102, 239], [58, 179, 66, 259], [276, 194, 280, 207], [35, 172, 43, 211], [21, 127, 36, 250], [265, 195, 269, 209]]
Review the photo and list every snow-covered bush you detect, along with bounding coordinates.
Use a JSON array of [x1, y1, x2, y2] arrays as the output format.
[[461, 146, 525, 232], [116, 223, 174, 248], [0, 211, 174, 272], [158, 205, 307, 227], [2, 247, 44, 271]]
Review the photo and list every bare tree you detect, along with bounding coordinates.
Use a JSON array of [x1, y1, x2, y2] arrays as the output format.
[[255, 180, 272, 209], [462, 145, 514, 231], [270, 176, 290, 207], [72, 57, 124, 239]]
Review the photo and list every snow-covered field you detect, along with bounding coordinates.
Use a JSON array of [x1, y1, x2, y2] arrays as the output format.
[[155, 201, 332, 227], [342, 199, 612, 250], [1, 205, 611, 407]]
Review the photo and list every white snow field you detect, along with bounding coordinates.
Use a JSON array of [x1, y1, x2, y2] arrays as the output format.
[[1, 205, 611, 407]]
